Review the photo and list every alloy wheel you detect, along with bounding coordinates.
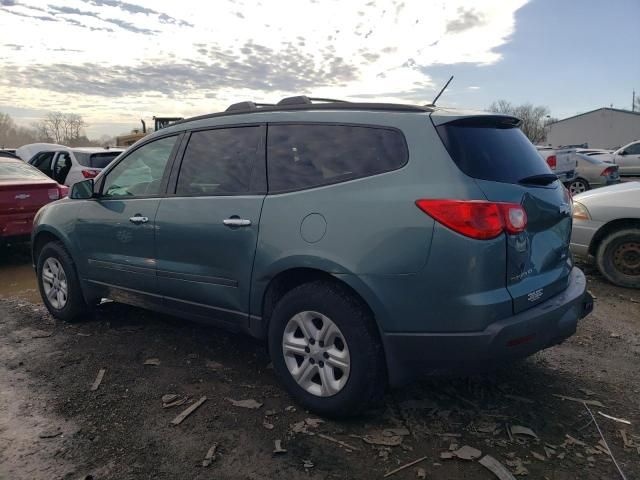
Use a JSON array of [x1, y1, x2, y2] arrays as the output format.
[[569, 180, 588, 195], [41, 257, 68, 309]]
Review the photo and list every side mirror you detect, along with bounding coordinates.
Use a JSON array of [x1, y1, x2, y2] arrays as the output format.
[[70, 179, 95, 199], [618, 149, 627, 156]]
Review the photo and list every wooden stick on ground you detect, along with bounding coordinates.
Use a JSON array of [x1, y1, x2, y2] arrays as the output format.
[[312, 433, 360, 452], [171, 396, 207, 425], [383, 455, 428, 478], [90, 368, 106, 391]]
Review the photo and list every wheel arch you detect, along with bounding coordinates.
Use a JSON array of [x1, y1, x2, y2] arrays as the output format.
[[588, 218, 640, 257], [32, 227, 71, 269]]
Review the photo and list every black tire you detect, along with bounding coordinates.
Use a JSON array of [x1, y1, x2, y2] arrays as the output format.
[[568, 178, 590, 195], [596, 228, 640, 289], [268, 281, 386, 417], [37, 241, 90, 321]]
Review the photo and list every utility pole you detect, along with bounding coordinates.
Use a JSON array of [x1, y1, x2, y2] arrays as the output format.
[[633, 90, 636, 112]]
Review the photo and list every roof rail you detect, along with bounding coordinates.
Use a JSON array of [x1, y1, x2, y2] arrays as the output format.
[[226, 101, 276, 112], [277, 96, 348, 106]]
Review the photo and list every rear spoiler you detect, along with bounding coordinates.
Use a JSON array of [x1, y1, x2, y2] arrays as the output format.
[[430, 112, 520, 128]]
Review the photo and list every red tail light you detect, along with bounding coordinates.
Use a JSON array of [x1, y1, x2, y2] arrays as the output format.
[[600, 166, 616, 176], [546, 155, 557, 170], [415, 199, 527, 240], [59, 185, 69, 198], [81, 169, 100, 178]]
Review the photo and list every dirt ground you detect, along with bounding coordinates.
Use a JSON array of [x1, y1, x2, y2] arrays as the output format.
[[1, 244, 639, 480]]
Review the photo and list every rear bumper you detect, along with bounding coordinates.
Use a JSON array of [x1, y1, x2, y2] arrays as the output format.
[[383, 267, 591, 386], [1, 214, 36, 239]]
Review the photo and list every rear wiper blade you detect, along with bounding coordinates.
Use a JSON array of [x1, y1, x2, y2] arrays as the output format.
[[518, 174, 558, 186]]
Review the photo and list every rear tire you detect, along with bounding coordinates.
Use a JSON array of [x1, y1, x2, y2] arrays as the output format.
[[596, 228, 640, 288], [268, 280, 385, 417], [569, 178, 590, 195], [37, 241, 90, 321]]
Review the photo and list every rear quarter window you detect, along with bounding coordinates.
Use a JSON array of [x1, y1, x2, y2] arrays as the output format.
[[267, 124, 408, 193], [436, 117, 552, 184], [75, 152, 121, 169]]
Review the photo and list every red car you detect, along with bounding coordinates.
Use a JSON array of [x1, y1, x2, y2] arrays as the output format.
[[0, 158, 68, 245]]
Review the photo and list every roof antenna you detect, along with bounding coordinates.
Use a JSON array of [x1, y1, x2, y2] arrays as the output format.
[[429, 75, 453, 106]]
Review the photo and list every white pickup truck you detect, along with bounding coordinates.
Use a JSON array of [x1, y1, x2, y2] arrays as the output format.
[[536, 146, 578, 185]]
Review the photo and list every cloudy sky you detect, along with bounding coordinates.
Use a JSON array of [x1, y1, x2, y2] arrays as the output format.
[[1, 0, 638, 138]]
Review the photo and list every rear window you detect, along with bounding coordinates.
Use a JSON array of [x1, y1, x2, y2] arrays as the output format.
[[75, 152, 121, 169], [436, 117, 552, 184], [267, 124, 408, 193], [0, 161, 50, 181]]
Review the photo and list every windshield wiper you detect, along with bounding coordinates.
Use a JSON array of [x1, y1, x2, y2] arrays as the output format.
[[518, 174, 557, 186]]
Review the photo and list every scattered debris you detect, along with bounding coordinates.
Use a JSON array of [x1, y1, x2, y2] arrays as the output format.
[[171, 396, 207, 425], [504, 458, 528, 476], [202, 444, 218, 467], [284, 405, 296, 412], [479, 455, 517, 480], [509, 425, 538, 440], [162, 394, 188, 409], [378, 447, 391, 461], [416, 467, 427, 478], [383, 427, 410, 436], [610, 332, 622, 338], [383, 455, 428, 478], [144, 358, 161, 366], [583, 403, 628, 480], [265, 409, 277, 416], [543, 446, 555, 458], [39, 428, 62, 439], [437, 433, 462, 438], [620, 430, 632, 449], [598, 411, 631, 425], [565, 434, 586, 447], [440, 452, 454, 460], [31, 330, 54, 338], [312, 432, 360, 451], [263, 420, 274, 430], [90, 368, 106, 391], [226, 398, 263, 409], [476, 422, 498, 434], [303, 459, 314, 469], [452, 445, 482, 460], [273, 439, 287, 455], [579, 388, 596, 397], [552, 394, 605, 408], [305, 418, 325, 428], [205, 360, 223, 370], [357, 432, 403, 447], [531, 451, 545, 461]]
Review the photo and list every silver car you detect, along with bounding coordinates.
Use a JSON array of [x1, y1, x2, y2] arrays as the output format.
[[568, 153, 620, 195], [570, 182, 640, 288]]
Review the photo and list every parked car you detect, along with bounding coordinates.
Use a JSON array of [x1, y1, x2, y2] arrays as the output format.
[[567, 153, 620, 195], [15, 143, 66, 162], [0, 149, 19, 159], [609, 140, 640, 176], [0, 158, 68, 245], [571, 181, 640, 288], [536, 146, 578, 185], [31, 97, 593, 416], [28, 147, 123, 187]]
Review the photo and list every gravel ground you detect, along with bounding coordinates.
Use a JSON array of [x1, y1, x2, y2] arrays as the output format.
[[0, 246, 639, 480]]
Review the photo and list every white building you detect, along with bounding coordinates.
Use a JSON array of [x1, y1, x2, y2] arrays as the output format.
[[546, 107, 640, 150]]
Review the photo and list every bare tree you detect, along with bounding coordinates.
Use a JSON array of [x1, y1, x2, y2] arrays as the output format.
[[0, 112, 40, 148], [488, 100, 551, 144], [33, 112, 88, 145]]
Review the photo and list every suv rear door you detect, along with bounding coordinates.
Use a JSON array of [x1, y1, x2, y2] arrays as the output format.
[[154, 125, 266, 327], [434, 114, 573, 313]]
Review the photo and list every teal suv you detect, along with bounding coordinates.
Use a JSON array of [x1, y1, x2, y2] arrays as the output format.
[[32, 97, 593, 416]]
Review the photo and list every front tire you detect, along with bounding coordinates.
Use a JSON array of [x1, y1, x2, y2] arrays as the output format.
[[596, 228, 640, 288], [37, 242, 89, 321], [268, 281, 385, 417]]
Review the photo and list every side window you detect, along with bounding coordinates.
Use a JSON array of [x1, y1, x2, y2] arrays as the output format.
[[176, 126, 263, 196], [626, 143, 640, 155], [267, 124, 408, 193], [102, 136, 177, 197], [53, 152, 72, 184]]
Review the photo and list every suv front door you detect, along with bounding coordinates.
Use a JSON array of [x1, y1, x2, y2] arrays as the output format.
[[74, 135, 180, 304], [155, 126, 266, 327]]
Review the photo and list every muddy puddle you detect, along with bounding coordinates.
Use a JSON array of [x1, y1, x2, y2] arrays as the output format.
[[0, 245, 40, 303]]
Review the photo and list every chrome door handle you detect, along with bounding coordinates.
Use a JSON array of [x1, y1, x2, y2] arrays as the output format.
[[223, 218, 251, 227], [129, 215, 149, 224]]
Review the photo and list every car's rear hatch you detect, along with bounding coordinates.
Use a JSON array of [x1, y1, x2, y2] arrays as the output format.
[[433, 113, 573, 314]]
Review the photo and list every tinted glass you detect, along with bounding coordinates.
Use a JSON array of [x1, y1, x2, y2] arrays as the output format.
[[75, 152, 121, 168], [102, 136, 177, 197], [177, 127, 262, 196], [437, 118, 552, 184], [625, 143, 640, 155], [31, 152, 55, 177], [267, 124, 408, 193], [0, 160, 50, 181]]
